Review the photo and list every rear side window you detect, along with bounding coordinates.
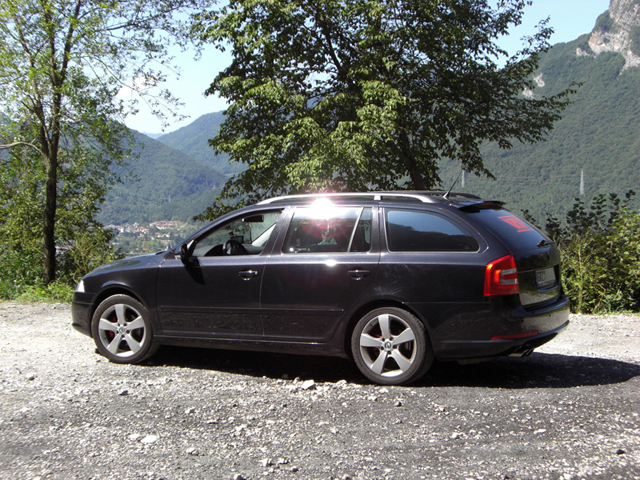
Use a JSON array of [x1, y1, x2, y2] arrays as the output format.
[[463, 208, 547, 251], [385, 209, 479, 252], [283, 207, 372, 254]]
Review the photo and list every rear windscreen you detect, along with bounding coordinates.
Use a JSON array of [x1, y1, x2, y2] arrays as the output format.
[[463, 208, 549, 251]]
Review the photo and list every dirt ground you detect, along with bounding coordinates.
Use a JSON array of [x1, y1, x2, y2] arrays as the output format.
[[0, 302, 638, 480]]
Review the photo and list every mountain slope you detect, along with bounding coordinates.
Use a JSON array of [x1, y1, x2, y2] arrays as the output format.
[[98, 131, 227, 224], [156, 111, 245, 175], [438, 3, 640, 222]]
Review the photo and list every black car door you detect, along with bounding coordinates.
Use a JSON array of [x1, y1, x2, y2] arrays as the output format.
[[155, 209, 283, 339], [260, 205, 380, 342]]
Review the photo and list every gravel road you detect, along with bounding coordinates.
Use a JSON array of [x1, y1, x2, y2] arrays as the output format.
[[0, 302, 639, 480]]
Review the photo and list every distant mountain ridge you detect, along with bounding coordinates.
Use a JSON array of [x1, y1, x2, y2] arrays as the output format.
[[587, 0, 640, 69], [141, 132, 164, 139], [438, 0, 640, 221], [98, 131, 226, 225], [156, 111, 245, 175]]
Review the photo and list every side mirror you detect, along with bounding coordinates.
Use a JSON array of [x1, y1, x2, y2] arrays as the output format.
[[178, 240, 196, 265]]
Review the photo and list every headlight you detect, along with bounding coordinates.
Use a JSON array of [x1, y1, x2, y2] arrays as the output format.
[[76, 280, 85, 293]]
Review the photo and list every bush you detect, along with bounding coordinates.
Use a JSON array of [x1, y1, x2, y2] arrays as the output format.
[[0, 249, 75, 303], [0, 227, 122, 302], [14, 282, 75, 304], [540, 191, 640, 313], [56, 227, 124, 285], [0, 247, 44, 300]]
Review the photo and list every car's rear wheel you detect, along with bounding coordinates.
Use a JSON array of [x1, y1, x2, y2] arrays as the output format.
[[351, 307, 433, 385], [91, 295, 158, 364]]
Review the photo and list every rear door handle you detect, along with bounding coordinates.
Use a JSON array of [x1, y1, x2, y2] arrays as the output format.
[[238, 270, 259, 281], [348, 269, 370, 280]]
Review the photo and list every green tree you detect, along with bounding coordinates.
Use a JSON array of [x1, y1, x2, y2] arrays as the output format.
[[0, 145, 45, 296], [0, 0, 213, 284], [195, 0, 575, 219], [0, 133, 123, 298]]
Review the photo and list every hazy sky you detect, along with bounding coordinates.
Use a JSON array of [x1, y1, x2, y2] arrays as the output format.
[[123, 0, 611, 135]]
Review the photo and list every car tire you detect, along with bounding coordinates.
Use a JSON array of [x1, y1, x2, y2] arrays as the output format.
[[351, 307, 433, 385], [91, 295, 159, 364]]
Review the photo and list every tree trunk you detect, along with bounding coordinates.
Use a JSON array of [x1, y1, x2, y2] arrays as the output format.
[[43, 155, 57, 284], [397, 131, 426, 190], [404, 158, 426, 190]]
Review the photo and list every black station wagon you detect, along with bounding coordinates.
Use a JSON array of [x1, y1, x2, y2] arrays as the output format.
[[72, 192, 570, 385]]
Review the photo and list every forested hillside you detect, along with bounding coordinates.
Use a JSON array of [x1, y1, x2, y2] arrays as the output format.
[[156, 111, 244, 175], [97, 131, 226, 224], [439, 34, 640, 222]]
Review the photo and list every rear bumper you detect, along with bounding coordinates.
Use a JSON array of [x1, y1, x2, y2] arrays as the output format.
[[433, 295, 570, 360]]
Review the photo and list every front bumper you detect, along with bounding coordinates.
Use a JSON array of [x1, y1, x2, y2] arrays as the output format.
[[71, 298, 93, 337]]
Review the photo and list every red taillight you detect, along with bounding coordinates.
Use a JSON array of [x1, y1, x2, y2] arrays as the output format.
[[484, 254, 519, 296]]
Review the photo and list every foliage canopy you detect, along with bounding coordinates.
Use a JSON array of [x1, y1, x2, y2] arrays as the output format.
[[196, 0, 575, 219]]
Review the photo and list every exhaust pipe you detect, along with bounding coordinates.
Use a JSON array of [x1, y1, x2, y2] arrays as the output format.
[[508, 348, 535, 358]]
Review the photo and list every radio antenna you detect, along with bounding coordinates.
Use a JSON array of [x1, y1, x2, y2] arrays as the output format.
[[443, 170, 463, 200]]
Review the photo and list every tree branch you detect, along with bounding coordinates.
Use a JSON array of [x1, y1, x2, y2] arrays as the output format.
[[0, 140, 46, 159]]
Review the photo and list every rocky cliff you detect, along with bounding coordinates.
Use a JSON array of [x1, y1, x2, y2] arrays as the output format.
[[582, 0, 640, 69]]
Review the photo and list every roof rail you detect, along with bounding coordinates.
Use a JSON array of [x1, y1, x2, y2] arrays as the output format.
[[257, 191, 481, 205]]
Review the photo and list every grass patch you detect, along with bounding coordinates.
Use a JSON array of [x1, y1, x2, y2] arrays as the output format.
[[0, 281, 75, 304]]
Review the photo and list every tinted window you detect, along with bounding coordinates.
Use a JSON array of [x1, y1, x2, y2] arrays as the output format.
[[386, 209, 479, 252], [350, 207, 372, 252], [283, 207, 371, 253], [463, 207, 548, 251]]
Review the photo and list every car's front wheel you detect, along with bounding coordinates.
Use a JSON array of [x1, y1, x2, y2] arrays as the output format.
[[91, 295, 158, 364], [351, 307, 433, 385]]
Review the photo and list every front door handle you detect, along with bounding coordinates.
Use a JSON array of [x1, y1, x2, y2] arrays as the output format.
[[238, 270, 259, 281], [348, 269, 370, 280]]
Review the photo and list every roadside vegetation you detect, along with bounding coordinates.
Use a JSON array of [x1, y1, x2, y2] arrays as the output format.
[[0, 0, 212, 302], [525, 191, 640, 314], [2, 192, 638, 313]]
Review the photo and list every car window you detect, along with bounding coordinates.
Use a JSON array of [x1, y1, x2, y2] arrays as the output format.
[[283, 207, 371, 254], [462, 207, 548, 251], [350, 207, 372, 252], [385, 209, 479, 252], [193, 211, 282, 257]]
